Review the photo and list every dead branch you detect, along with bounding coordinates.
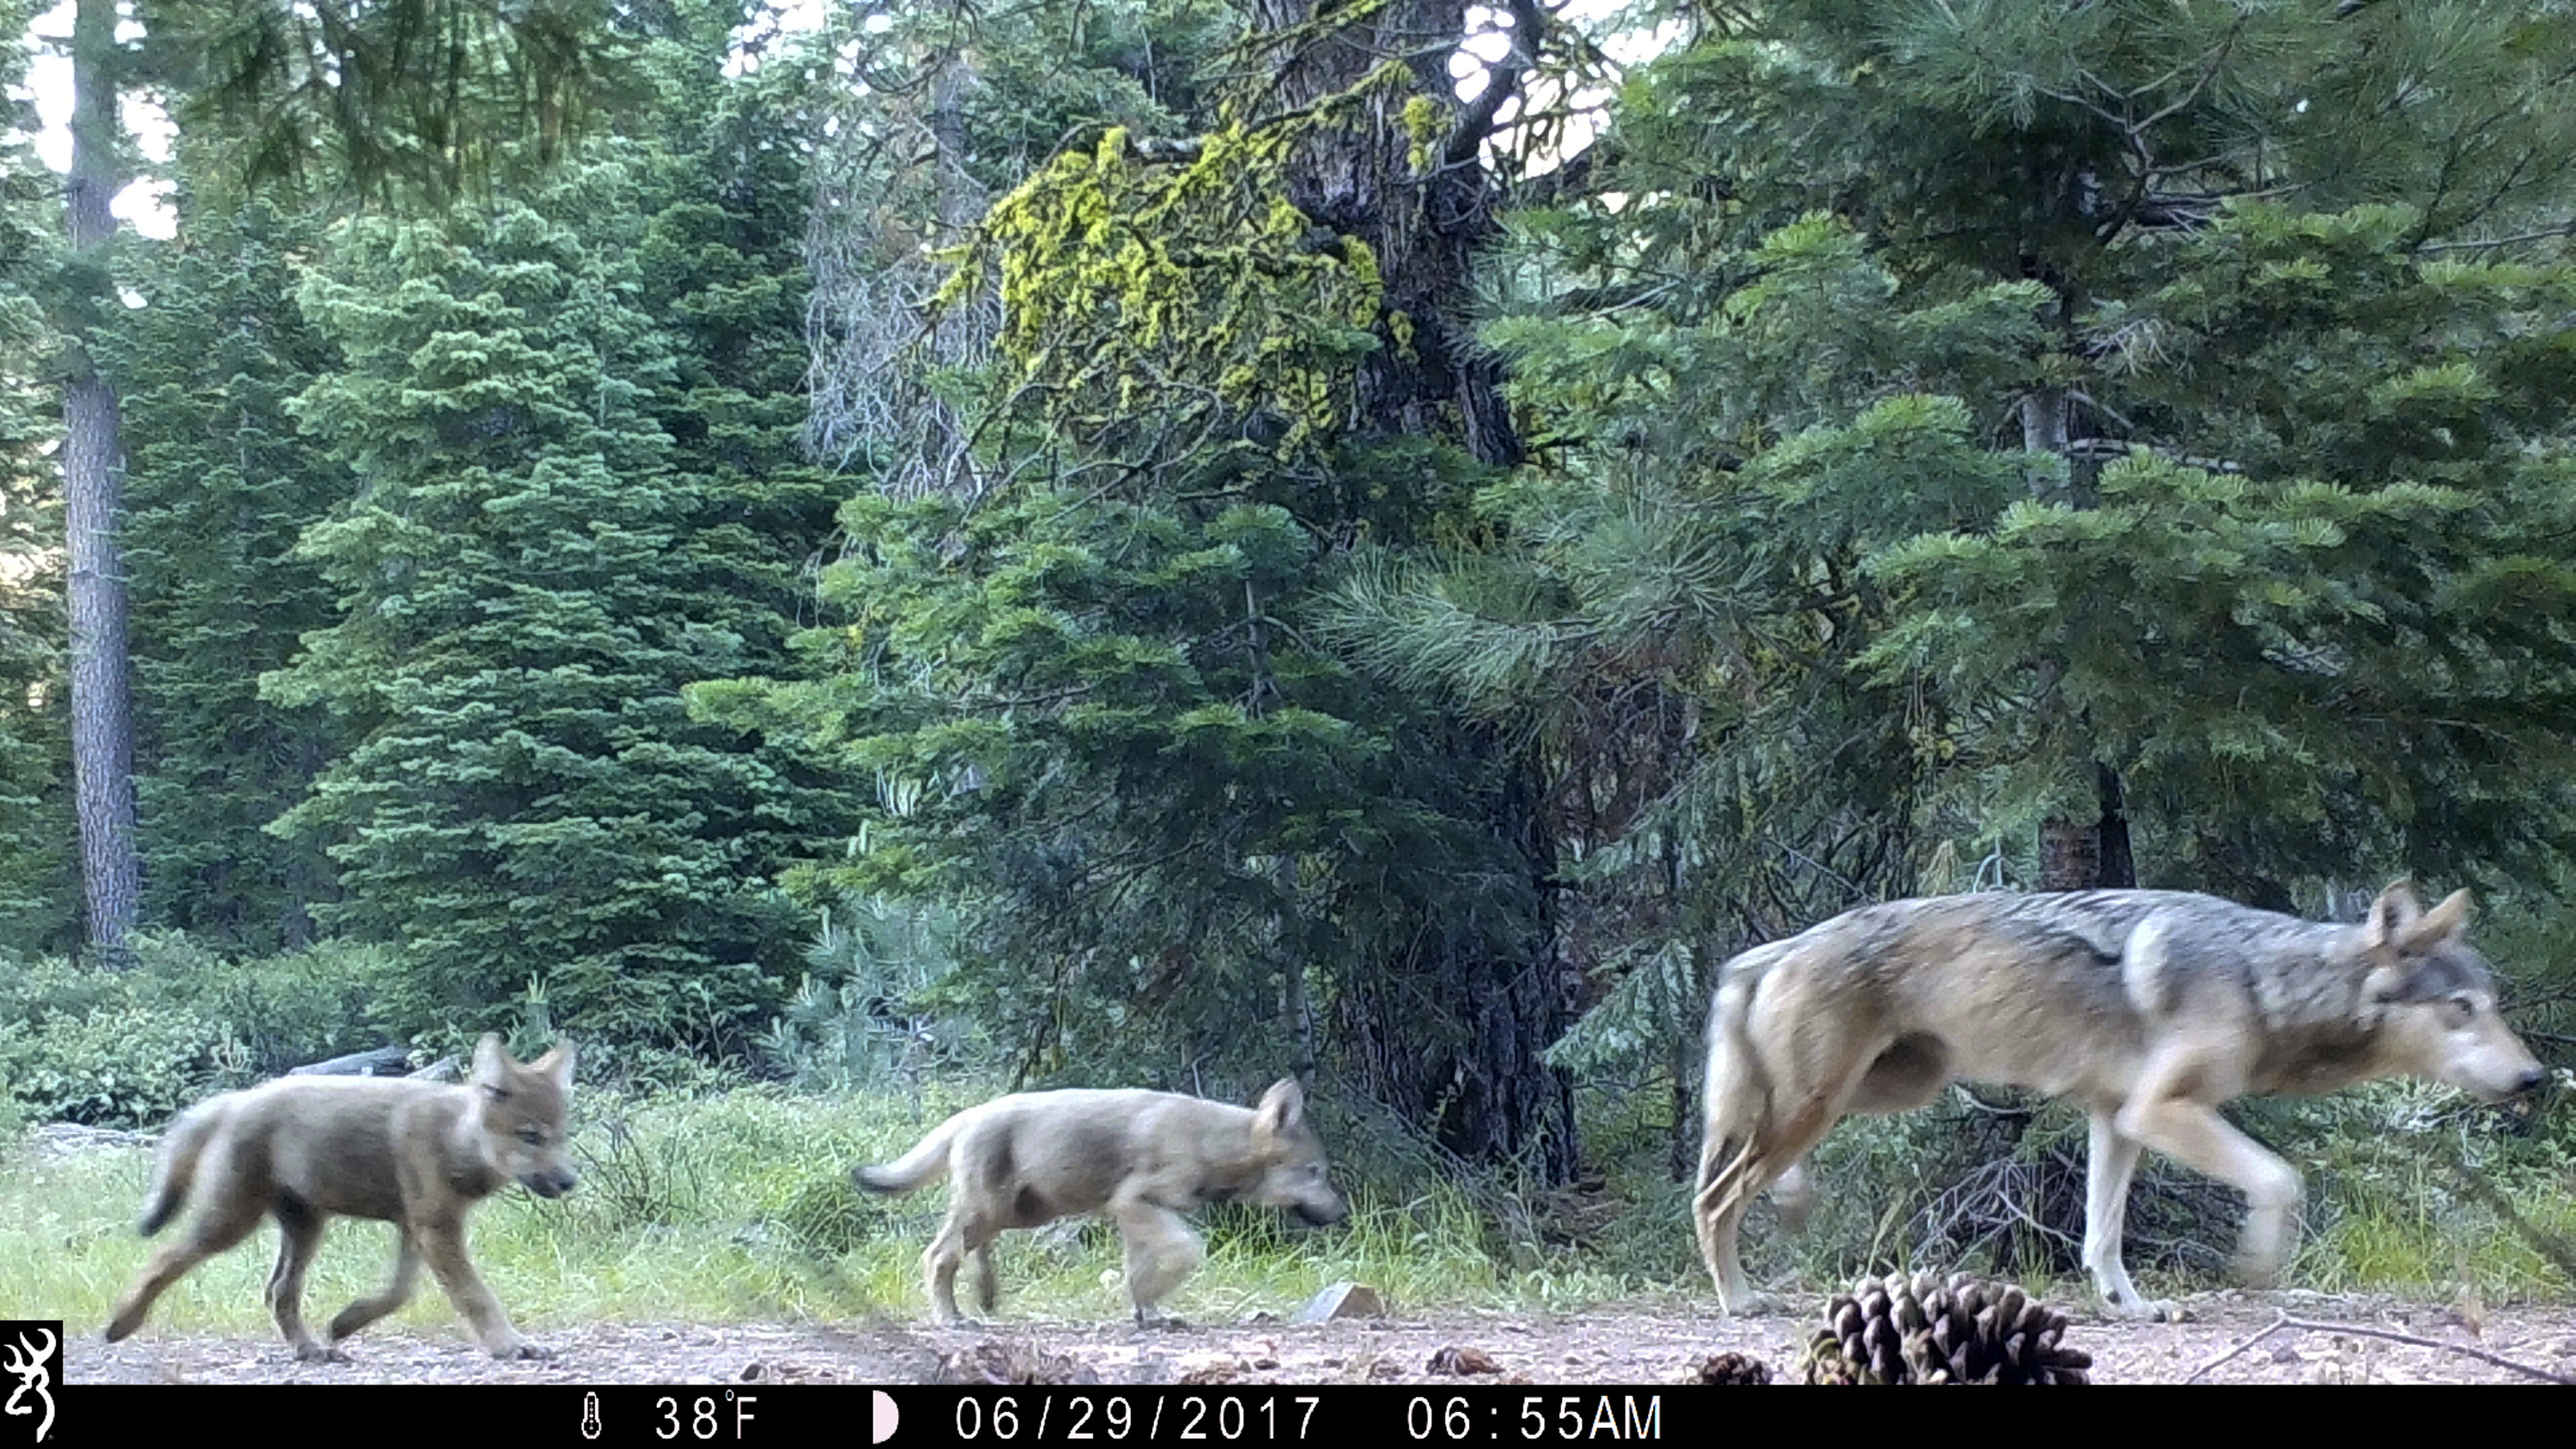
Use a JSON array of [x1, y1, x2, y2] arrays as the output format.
[[2185, 1307, 2576, 1385]]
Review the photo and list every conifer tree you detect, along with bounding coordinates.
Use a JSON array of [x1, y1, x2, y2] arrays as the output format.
[[1348, 0, 2576, 1155], [709, 0, 1593, 1170], [111, 191, 349, 950], [267, 152, 812, 1053], [0, 0, 76, 954]]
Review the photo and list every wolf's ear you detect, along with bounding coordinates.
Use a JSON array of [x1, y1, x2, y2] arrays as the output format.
[[471, 1033, 509, 1094], [2403, 888, 2475, 950], [1255, 1078, 1305, 1136], [2366, 880, 2425, 949], [532, 1040, 576, 1091]]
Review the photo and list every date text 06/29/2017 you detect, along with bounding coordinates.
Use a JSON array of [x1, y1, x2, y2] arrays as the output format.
[[925, 1390, 1664, 1444]]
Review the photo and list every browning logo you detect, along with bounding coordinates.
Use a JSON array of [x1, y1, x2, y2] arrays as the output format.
[[0, 1322, 56, 1445]]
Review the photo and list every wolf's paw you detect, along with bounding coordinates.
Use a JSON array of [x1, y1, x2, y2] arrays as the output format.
[[295, 1343, 354, 1364], [1132, 1313, 1194, 1334], [2230, 1249, 2283, 1289], [1716, 1290, 1784, 1317], [491, 1339, 553, 1361]]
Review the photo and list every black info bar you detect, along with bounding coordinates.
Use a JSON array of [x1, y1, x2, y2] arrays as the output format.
[[33, 1382, 1691, 1446]]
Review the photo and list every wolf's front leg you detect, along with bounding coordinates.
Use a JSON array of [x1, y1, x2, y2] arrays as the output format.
[[1113, 1203, 1204, 1330], [2080, 1113, 2178, 1321], [2115, 1073, 2304, 1299], [414, 1215, 549, 1360]]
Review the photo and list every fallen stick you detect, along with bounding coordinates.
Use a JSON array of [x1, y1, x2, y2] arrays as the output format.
[[2184, 1308, 2574, 1385], [2183, 1309, 2289, 1383]]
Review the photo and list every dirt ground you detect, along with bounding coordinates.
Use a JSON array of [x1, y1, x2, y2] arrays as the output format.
[[63, 1290, 2576, 1386]]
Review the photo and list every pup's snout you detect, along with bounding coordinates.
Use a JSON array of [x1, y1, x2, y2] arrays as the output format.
[[525, 1169, 578, 1199], [2513, 1064, 2549, 1096], [1296, 1199, 1347, 1228]]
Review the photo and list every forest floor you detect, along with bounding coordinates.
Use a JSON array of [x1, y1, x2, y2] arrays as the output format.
[[65, 1291, 2576, 1386]]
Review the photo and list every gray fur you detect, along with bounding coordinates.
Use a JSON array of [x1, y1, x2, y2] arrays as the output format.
[[856, 1079, 1346, 1327], [1694, 881, 2545, 1319]]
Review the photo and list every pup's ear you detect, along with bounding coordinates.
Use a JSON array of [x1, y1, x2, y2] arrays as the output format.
[[471, 1033, 508, 1092], [531, 1040, 576, 1091], [1254, 1078, 1305, 1136], [2366, 880, 2425, 949]]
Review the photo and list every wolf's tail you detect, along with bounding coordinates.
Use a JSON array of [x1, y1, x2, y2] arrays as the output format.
[[136, 1098, 228, 1236], [1693, 946, 1784, 1289], [854, 1109, 970, 1195], [1696, 944, 1789, 1191], [1695, 973, 1765, 1195]]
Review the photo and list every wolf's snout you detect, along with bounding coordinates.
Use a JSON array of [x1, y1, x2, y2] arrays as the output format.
[[1296, 1199, 1346, 1228], [526, 1170, 578, 1199], [2513, 1064, 2549, 1095]]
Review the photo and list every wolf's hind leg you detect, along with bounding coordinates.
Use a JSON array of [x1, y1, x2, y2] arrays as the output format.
[[328, 1225, 424, 1345], [265, 1197, 342, 1362]]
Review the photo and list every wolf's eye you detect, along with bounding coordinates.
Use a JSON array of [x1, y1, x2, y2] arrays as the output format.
[[2445, 994, 2476, 1026], [519, 1127, 544, 1146]]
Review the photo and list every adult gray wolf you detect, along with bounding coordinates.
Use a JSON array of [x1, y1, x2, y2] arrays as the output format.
[[1694, 882, 2548, 1319], [855, 1079, 1347, 1326], [104, 1034, 578, 1361]]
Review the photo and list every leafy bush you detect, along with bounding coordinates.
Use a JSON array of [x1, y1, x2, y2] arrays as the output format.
[[128, 932, 395, 1076], [0, 932, 403, 1127], [753, 894, 987, 1098], [0, 1004, 240, 1128]]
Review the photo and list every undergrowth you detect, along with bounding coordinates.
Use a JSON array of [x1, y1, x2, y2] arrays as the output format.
[[6, 1069, 2567, 1344]]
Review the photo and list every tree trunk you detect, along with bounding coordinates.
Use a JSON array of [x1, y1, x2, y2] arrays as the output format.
[[1253, 0, 1570, 1178], [65, 0, 138, 964], [1251, 0, 1524, 468], [2022, 379, 2134, 892]]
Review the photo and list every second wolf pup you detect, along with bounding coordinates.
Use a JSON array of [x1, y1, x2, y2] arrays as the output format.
[[104, 1033, 578, 1361], [855, 1079, 1347, 1326]]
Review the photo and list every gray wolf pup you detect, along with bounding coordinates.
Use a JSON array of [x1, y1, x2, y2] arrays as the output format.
[[1695, 882, 2547, 1319], [105, 1034, 578, 1361], [855, 1079, 1347, 1326]]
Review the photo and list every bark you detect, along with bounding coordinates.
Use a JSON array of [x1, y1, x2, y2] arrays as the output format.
[[2023, 384, 2135, 891], [1250, 0, 1524, 468], [65, 0, 138, 963], [1251, 0, 1570, 1178]]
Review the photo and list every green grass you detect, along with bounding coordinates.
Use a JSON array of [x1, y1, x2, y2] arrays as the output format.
[[0, 1083, 1562, 1341], [9, 1079, 2570, 1344]]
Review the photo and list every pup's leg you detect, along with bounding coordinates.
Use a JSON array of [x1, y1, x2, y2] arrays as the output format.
[[264, 1197, 341, 1361], [920, 1199, 996, 1327], [414, 1210, 546, 1360], [105, 1149, 266, 1344], [970, 1244, 1000, 1316], [1112, 1203, 1204, 1330], [328, 1225, 424, 1345]]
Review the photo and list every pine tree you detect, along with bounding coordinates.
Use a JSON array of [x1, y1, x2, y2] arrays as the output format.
[[43, 0, 637, 964], [1349, 0, 2576, 1161], [0, 0, 76, 955], [110, 190, 349, 950], [267, 153, 811, 1054], [707, 0, 1594, 1170]]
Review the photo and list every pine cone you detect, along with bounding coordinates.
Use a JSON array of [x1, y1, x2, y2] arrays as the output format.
[[1807, 1272, 2093, 1385], [1798, 1329, 1865, 1385], [1692, 1351, 1772, 1385]]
